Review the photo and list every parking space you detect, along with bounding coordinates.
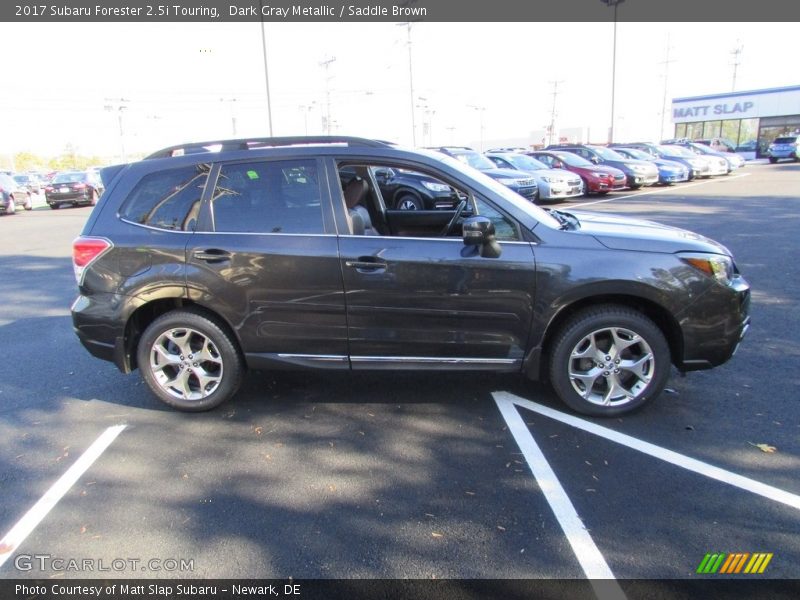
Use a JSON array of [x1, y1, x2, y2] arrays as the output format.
[[1, 164, 798, 581]]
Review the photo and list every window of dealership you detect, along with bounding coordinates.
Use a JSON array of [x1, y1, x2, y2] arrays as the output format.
[[672, 85, 800, 157]]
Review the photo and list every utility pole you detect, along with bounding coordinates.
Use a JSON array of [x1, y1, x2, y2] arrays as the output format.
[[658, 35, 676, 141], [221, 98, 238, 136], [548, 80, 564, 146], [731, 41, 743, 92], [258, 1, 274, 135], [397, 22, 417, 146], [468, 105, 486, 151], [319, 56, 337, 135]]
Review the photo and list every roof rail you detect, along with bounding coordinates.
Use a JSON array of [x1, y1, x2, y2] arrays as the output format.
[[145, 136, 394, 159]]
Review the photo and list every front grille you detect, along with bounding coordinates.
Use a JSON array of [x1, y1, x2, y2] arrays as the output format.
[[567, 178, 581, 186], [516, 178, 536, 187], [613, 174, 625, 182]]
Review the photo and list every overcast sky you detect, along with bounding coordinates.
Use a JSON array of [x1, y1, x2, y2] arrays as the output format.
[[0, 21, 797, 160]]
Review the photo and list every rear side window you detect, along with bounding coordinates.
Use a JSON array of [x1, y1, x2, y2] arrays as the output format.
[[120, 164, 209, 231], [773, 136, 798, 144], [211, 159, 323, 234]]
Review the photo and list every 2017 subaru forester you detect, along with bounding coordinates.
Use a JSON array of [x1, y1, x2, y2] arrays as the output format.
[[72, 136, 750, 416]]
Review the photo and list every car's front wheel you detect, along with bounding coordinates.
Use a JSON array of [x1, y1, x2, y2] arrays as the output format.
[[396, 193, 423, 210], [137, 309, 244, 412], [548, 305, 670, 416]]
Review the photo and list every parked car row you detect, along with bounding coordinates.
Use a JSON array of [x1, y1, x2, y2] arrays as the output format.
[[0, 168, 106, 214]]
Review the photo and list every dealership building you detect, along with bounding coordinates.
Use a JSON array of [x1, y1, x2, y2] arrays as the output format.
[[672, 85, 800, 157]]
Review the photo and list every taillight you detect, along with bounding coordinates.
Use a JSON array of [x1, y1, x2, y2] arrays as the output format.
[[74, 183, 87, 189], [44, 186, 53, 192], [72, 236, 112, 285]]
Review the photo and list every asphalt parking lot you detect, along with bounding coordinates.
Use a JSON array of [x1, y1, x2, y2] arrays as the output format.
[[0, 164, 798, 585]]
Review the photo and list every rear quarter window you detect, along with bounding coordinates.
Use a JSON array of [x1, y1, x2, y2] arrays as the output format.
[[119, 164, 209, 231]]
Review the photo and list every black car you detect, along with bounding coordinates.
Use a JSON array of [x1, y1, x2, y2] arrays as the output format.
[[426, 146, 539, 202], [545, 144, 660, 189], [45, 170, 104, 209], [373, 167, 461, 210], [72, 136, 750, 417]]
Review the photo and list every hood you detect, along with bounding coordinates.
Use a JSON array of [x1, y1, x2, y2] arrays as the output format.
[[569, 210, 730, 255], [653, 158, 687, 171]]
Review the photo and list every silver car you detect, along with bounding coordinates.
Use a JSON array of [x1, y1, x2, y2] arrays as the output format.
[[767, 135, 800, 163], [485, 152, 584, 201]]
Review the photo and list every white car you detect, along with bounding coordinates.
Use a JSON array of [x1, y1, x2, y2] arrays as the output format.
[[485, 152, 584, 201]]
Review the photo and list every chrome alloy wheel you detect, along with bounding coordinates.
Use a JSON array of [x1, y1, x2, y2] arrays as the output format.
[[567, 327, 654, 407], [149, 328, 224, 401]]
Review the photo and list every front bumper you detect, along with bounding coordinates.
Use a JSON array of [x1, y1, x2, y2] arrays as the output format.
[[541, 180, 584, 199], [677, 275, 751, 372], [629, 172, 659, 187], [659, 170, 690, 184]]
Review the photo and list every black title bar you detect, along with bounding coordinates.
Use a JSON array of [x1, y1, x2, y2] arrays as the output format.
[[4, 0, 800, 22]]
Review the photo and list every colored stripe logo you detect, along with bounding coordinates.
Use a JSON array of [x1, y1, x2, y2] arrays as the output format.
[[697, 553, 773, 574]]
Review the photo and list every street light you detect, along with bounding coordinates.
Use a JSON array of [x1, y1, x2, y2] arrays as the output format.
[[468, 105, 486, 151], [397, 22, 417, 146], [104, 98, 129, 163], [319, 56, 337, 135], [601, 0, 624, 143]]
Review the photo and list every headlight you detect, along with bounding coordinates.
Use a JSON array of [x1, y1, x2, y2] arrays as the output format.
[[541, 176, 557, 183], [680, 253, 734, 286], [422, 180, 451, 192], [591, 171, 608, 178]]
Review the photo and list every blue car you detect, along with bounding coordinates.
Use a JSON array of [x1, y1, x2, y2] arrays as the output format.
[[611, 147, 689, 185]]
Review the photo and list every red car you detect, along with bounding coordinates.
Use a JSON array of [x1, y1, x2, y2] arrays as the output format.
[[529, 150, 627, 194]]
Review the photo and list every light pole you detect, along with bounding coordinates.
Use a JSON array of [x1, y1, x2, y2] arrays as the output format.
[[601, 0, 624, 143], [548, 80, 564, 146], [221, 98, 238, 136], [104, 98, 129, 163], [468, 105, 486, 151]]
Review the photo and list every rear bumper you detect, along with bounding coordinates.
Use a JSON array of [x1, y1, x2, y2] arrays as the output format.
[[71, 294, 130, 372]]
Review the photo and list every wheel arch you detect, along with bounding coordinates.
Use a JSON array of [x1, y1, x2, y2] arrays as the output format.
[[525, 293, 684, 382], [123, 297, 242, 372]]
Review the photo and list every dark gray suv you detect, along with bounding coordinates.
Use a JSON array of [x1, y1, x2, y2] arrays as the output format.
[[71, 136, 750, 416]]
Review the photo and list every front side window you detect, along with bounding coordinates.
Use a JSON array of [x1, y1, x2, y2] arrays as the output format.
[[212, 159, 323, 234], [120, 164, 209, 231], [473, 196, 521, 241]]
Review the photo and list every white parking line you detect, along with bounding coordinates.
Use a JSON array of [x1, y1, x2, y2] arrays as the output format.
[[569, 172, 752, 209], [494, 393, 800, 512], [0, 425, 126, 569], [495, 396, 627, 599]]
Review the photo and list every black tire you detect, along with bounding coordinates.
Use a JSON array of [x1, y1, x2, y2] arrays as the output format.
[[90, 190, 99, 206], [769, 157, 778, 164], [395, 192, 423, 211], [49, 203, 59, 210], [5, 196, 16, 214], [548, 305, 670, 417], [136, 309, 244, 412]]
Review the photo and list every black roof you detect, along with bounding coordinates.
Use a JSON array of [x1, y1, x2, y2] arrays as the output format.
[[146, 136, 394, 159]]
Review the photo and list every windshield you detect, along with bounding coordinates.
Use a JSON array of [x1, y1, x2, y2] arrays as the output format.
[[688, 143, 715, 155], [552, 152, 593, 167], [422, 150, 561, 229], [774, 136, 798, 144], [452, 150, 497, 171], [591, 146, 627, 160], [617, 148, 651, 161], [658, 145, 693, 158], [13, 175, 30, 183], [506, 154, 548, 171]]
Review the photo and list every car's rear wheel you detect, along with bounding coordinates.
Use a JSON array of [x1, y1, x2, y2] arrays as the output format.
[[548, 305, 670, 416], [769, 157, 778, 164], [396, 193, 423, 210], [137, 310, 244, 412]]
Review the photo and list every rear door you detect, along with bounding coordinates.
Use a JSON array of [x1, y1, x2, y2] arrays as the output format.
[[187, 158, 348, 369]]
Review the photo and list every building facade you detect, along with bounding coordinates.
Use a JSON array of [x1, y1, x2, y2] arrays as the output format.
[[672, 85, 800, 157]]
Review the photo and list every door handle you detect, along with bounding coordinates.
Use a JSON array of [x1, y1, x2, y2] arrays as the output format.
[[345, 257, 388, 272], [193, 249, 232, 262]]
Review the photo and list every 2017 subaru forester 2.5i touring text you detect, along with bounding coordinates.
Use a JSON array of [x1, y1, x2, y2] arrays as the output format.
[[71, 136, 750, 416]]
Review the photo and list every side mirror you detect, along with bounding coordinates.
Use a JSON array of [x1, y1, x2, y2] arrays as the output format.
[[462, 216, 501, 258]]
